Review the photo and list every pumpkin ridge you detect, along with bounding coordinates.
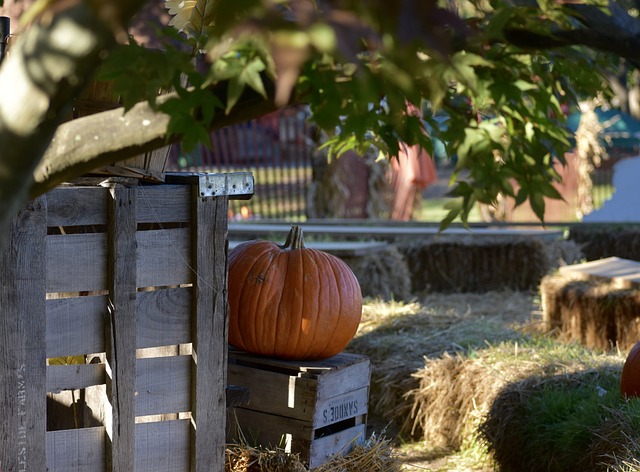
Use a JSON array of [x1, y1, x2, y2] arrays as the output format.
[[232, 245, 260, 351], [228, 242, 263, 350], [279, 244, 306, 358], [232, 242, 275, 352], [296, 249, 322, 359], [256, 249, 286, 355], [265, 251, 288, 356], [314, 251, 344, 358], [319, 252, 362, 358], [286, 248, 305, 358]]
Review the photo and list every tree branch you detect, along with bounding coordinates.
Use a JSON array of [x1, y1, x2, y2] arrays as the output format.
[[0, 0, 148, 251], [31, 79, 284, 197], [504, 1, 640, 67]]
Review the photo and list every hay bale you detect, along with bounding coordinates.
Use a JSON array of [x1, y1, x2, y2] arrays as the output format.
[[541, 271, 640, 351], [478, 364, 633, 472], [406, 352, 535, 451], [348, 292, 535, 441], [406, 339, 627, 469], [568, 225, 640, 262], [398, 236, 582, 293], [343, 245, 412, 301]]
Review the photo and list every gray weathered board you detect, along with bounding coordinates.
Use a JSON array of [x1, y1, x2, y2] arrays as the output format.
[[0, 173, 252, 472], [560, 256, 640, 287]]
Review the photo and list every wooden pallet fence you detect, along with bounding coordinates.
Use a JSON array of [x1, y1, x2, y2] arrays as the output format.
[[0, 172, 253, 472], [226, 351, 371, 469]]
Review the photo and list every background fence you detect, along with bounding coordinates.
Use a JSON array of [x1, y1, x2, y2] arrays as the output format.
[[167, 111, 629, 225], [167, 106, 314, 221]]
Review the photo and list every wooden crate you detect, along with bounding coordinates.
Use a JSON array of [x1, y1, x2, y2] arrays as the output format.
[[0, 172, 253, 472], [227, 351, 371, 468]]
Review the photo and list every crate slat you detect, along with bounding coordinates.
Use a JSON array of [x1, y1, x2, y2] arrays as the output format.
[[135, 356, 191, 416], [136, 228, 192, 287], [135, 420, 190, 472], [47, 233, 107, 292], [308, 423, 366, 468], [0, 198, 48, 471], [47, 364, 106, 392], [47, 228, 193, 293], [46, 295, 106, 358], [227, 363, 316, 421], [46, 427, 105, 472], [47, 186, 109, 227], [135, 185, 191, 223], [190, 189, 229, 472], [45, 421, 192, 472], [46, 184, 195, 227], [46, 287, 192, 359], [105, 185, 138, 471], [136, 287, 192, 349], [227, 352, 370, 468]]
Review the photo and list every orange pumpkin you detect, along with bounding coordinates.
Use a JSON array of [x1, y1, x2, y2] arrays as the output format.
[[621, 340, 640, 398], [228, 225, 362, 360]]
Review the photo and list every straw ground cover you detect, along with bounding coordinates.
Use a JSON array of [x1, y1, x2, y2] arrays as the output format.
[[345, 290, 638, 471], [225, 289, 640, 471]]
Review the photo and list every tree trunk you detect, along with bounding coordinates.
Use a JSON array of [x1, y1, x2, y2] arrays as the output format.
[[0, 0, 148, 252]]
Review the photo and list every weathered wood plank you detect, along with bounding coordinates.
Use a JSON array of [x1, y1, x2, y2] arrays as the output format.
[[47, 363, 106, 392], [47, 232, 107, 292], [46, 295, 106, 358], [559, 256, 640, 287], [0, 198, 48, 472], [136, 287, 192, 349], [46, 228, 192, 292], [46, 184, 193, 227], [308, 423, 366, 469], [45, 288, 191, 359], [135, 420, 190, 472], [105, 184, 137, 471], [46, 186, 109, 227], [136, 228, 192, 287], [135, 184, 191, 224], [135, 356, 191, 417], [190, 191, 229, 472], [46, 427, 106, 472]]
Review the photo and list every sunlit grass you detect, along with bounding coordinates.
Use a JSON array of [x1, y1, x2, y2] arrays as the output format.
[[414, 197, 484, 224]]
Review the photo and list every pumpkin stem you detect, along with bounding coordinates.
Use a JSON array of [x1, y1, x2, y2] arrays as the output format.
[[281, 225, 305, 250]]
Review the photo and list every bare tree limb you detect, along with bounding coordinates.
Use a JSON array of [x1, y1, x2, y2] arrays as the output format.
[[31, 79, 283, 197]]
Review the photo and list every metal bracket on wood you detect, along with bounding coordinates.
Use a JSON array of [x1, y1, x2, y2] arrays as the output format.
[[165, 172, 254, 200]]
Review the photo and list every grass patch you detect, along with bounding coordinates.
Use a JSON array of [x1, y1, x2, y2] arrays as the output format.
[[414, 196, 483, 223], [479, 354, 640, 472]]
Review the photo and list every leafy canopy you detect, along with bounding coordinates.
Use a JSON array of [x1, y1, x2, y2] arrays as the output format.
[[98, 0, 612, 226]]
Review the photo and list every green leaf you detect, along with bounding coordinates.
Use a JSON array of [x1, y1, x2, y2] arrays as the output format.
[[225, 76, 245, 114], [439, 204, 462, 231], [530, 192, 546, 222], [540, 183, 563, 200], [189, 0, 216, 40], [239, 58, 267, 98]]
